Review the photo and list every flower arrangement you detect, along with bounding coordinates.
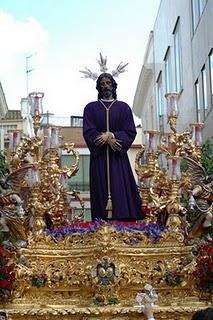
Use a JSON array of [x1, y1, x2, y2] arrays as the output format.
[[124, 236, 140, 245], [164, 269, 183, 287], [31, 273, 47, 288], [93, 294, 119, 306], [0, 244, 16, 300], [46, 220, 165, 243], [106, 295, 119, 305], [93, 294, 105, 306], [192, 241, 213, 292]]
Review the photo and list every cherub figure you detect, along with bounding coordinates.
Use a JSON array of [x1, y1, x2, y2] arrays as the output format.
[[136, 284, 158, 307], [184, 156, 213, 240], [0, 165, 32, 243]]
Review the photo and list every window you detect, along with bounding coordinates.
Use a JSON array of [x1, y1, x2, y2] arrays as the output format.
[[191, 0, 207, 32], [191, 0, 199, 32], [2, 125, 17, 136], [157, 72, 164, 132], [209, 50, 213, 108], [164, 48, 172, 93], [70, 116, 83, 127], [61, 154, 90, 191], [201, 65, 208, 117], [173, 19, 183, 92], [199, 0, 207, 15], [195, 79, 201, 122], [157, 72, 164, 116]]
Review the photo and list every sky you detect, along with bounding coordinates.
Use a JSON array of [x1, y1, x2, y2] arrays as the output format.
[[0, 0, 160, 124]]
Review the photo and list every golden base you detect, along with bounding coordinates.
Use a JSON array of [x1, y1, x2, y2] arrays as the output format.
[[1, 225, 211, 320]]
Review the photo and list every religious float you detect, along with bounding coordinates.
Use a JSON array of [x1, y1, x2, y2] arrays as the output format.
[[0, 92, 212, 320]]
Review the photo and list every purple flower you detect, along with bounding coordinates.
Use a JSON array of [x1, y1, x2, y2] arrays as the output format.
[[46, 220, 165, 242]]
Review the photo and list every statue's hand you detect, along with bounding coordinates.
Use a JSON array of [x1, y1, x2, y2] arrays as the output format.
[[95, 133, 110, 146], [95, 132, 115, 146], [108, 138, 122, 151]]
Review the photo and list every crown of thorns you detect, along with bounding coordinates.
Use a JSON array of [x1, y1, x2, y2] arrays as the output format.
[[80, 53, 128, 80]]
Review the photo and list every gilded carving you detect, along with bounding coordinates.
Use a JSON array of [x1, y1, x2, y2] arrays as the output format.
[[1, 93, 211, 320]]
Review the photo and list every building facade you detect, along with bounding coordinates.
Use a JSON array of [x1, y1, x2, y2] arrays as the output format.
[[133, 0, 213, 142], [0, 83, 25, 150], [0, 82, 8, 119]]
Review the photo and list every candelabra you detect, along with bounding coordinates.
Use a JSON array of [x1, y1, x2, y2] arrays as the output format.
[[8, 92, 84, 237], [135, 93, 204, 241]]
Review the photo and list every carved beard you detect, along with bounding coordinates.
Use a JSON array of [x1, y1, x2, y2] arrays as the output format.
[[102, 88, 112, 99]]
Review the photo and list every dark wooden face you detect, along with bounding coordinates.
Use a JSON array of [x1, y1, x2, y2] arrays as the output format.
[[100, 77, 113, 99]]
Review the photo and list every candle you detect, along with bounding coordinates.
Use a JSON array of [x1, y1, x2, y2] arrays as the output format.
[[144, 130, 160, 153], [29, 92, 44, 116], [165, 92, 179, 117], [190, 123, 204, 146]]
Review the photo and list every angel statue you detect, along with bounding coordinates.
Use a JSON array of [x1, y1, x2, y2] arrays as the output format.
[[184, 156, 213, 240], [0, 164, 33, 244], [135, 284, 158, 307]]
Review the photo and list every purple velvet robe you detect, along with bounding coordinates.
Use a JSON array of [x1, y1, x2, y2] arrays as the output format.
[[83, 100, 143, 221]]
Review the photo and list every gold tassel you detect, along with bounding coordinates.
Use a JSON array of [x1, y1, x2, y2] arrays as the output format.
[[106, 197, 112, 219]]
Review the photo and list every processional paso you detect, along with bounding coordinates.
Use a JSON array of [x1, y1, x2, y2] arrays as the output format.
[[0, 54, 212, 320]]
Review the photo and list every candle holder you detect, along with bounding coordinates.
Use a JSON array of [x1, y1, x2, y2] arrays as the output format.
[[144, 130, 160, 154], [47, 126, 60, 148], [135, 92, 205, 242], [8, 92, 84, 238], [165, 92, 179, 133], [167, 156, 181, 181], [190, 123, 204, 159], [29, 92, 44, 136]]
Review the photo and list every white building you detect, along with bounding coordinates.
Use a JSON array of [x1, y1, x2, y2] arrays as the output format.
[[0, 82, 8, 118], [0, 83, 26, 150], [133, 0, 213, 142]]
